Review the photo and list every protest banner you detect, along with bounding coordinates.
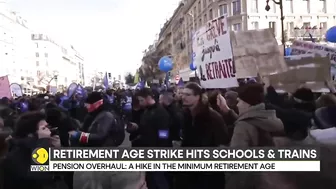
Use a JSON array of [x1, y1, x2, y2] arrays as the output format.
[[0, 75, 12, 98], [10, 83, 23, 97], [268, 54, 331, 92], [230, 29, 287, 78], [291, 40, 336, 80], [193, 15, 238, 88]]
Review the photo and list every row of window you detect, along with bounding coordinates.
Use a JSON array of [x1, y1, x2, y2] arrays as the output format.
[[218, 1, 241, 16], [191, 0, 241, 18], [186, 0, 329, 30], [36, 52, 48, 57], [186, 1, 241, 27], [250, 21, 328, 36], [251, 0, 327, 14], [36, 61, 48, 67], [1, 68, 33, 75], [183, 1, 241, 37]]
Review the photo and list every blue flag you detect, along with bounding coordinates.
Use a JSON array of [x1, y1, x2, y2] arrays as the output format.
[[75, 84, 87, 99], [177, 78, 184, 87], [136, 81, 145, 89]]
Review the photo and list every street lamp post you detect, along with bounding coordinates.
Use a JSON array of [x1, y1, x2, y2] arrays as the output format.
[[265, 0, 286, 56], [54, 75, 58, 90], [187, 12, 197, 78]]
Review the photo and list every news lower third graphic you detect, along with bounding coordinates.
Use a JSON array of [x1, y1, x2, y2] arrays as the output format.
[[31, 148, 50, 172], [36, 147, 322, 172]]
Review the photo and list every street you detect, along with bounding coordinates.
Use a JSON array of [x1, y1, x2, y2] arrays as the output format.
[[120, 132, 131, 147]]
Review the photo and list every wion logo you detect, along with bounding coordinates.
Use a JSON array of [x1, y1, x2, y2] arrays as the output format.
[[30, 148, 50, 172]]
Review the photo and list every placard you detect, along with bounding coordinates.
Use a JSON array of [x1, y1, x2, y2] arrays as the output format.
[[0, 75, 11, 98], [10, 83, 23, 97], [193, 15, 238, 88], [230, 29, 287, 78], [291, 40, 336, 80], [268, 55, 331, 92]]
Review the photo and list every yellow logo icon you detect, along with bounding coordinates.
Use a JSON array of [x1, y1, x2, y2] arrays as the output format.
[[32, 148, 48, 164]]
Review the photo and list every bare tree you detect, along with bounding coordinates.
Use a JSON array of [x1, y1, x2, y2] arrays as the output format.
[[124, 72, 135, 84], [141, 51, 164, 80]]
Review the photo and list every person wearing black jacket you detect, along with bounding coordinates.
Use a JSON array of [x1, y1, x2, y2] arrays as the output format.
[[73, 92, 146, 189], [3, 111, 67, 189], [127, 88, 171, 189], [69, 92, 125, 147], [127, 88, 171, 147], [159, 89, 183, 142], [129, 92, 144, 147], [176, 82, 228, 189]]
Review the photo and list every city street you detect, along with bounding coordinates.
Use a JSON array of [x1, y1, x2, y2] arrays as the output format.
[[120, 132, 131, 147]]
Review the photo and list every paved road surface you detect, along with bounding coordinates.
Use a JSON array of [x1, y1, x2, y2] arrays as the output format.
[[120, 131, 131, 147]]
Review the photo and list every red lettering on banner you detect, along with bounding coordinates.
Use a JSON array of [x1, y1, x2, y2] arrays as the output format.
[[205, 59, 235, 80], [206, 16, 226, 41]]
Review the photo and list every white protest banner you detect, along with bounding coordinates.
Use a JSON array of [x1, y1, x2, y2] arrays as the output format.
[[193, 15, 238, 88], [10, 83, 23, 97], [291, 40, 336, 79]]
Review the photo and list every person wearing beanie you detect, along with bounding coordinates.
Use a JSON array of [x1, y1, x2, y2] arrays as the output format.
[[230, 83, 284, 147], [291, 87, 316, 113], [68, 91, 124, 147], [72, 92, 146, 189]]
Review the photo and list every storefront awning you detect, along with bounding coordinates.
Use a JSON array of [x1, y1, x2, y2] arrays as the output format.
[[179, 68, 192, 81], [179, 68, 197, 81]]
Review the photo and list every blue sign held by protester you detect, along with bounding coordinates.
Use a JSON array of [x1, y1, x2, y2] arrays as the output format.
[[123, 96, 132, 111], [67, 83, 78, 97]]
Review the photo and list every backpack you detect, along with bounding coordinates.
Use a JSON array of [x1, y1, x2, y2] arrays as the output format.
[[110, 112, 126, 147], [92, 111, 125, 147]]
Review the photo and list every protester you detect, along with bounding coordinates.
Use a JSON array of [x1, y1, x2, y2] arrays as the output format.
[[175, 82, 228, 189], [126, 88, 171, 189], [3, 111, 68, 189], [159, 88, 184, 142], [230, 83, 284, 147], [71, 91, 125, 147], [1, 69, 336, 189]]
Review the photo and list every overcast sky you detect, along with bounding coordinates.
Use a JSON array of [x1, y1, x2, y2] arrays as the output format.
[[8, 0, 180, 76]]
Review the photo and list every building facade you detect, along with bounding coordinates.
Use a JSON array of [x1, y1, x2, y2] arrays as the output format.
[[0, 3, 36, 93], [144, 0, 336, 80], [32, 34, 85, 90], [1, 1, 85, 94]]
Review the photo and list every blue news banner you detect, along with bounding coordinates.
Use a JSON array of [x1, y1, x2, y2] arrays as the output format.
[[30, 147, 320, 172]]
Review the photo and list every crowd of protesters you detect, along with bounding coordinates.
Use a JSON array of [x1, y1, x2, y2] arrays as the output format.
[[0, 77, 336, 189]]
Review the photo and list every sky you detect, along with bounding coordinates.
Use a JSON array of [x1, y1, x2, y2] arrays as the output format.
[[8, 0, 181, 77]]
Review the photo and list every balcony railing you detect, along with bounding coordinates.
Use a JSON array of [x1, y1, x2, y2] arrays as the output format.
[[288, 27, 327, 39]]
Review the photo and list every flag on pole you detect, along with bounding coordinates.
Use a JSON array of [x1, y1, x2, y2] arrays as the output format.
[[134, 70, 139, 84], [103, 72, 109, 89], [177, 78, 184, 87]]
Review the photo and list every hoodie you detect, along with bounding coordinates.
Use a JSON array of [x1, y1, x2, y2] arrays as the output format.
[[308, 127, 336, 145], [230, 103, 284, 147]]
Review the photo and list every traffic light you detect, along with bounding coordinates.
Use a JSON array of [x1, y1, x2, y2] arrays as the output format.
[[108, 73, 111, 78]]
